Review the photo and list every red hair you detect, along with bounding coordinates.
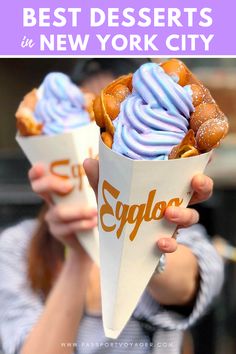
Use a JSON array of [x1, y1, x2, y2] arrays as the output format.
[[27, 206, 65, 297]]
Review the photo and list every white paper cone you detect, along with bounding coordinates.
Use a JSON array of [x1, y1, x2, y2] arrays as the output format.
[[98, 137, 211, 338], [16, 122, 100, 264]]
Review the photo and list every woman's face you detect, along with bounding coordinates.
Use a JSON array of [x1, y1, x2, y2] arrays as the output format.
[[81, 72, 115, 95]]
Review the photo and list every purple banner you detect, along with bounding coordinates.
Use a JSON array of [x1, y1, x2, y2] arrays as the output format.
[[0, 0, 234, 55]]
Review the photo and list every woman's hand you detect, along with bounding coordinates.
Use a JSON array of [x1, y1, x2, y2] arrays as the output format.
[[29, 164, 97, 253], [156, 173, 213, 253], [84, 158, 213, 254]]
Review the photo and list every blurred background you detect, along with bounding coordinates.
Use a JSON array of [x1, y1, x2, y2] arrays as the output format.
[[0, 58, 235, 354]]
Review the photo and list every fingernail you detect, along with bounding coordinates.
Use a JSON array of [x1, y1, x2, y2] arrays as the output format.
[[159, 239, 166, 248], [57, 183, 73, 196], [63, 181, 73, 191], [91, 217, 98, 226], [168, 207, 179, 219], [198, 175, 206, 188]]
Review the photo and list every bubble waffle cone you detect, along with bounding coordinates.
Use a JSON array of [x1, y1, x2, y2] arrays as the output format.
[[160, 59, 229, 154], [169, 129, 199, 159], [15, 89, 43, 136], [93, 74, 133, 136], [93, 59, 229, 157], [81, 89, 96, 121]]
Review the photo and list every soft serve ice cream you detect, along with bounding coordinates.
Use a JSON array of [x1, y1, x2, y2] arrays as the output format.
[[16, 72, 93, 136], [112, 63, 194, 160], [35, 73, 91, 135]]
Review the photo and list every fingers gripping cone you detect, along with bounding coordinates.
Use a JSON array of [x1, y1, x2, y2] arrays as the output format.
[[16, 122, 100, 264], [98, 138, 211, 338]]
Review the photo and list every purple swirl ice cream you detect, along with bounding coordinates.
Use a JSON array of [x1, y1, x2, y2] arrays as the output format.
[[112, 63, 194, 160], [34, 72, 91, 135]]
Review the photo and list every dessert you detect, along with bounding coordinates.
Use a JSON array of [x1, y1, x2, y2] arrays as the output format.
[[16, 72, 100, 265], [16, 72, 95, 136], [94, 59, 227, 339], [93, 59, 229, 159]]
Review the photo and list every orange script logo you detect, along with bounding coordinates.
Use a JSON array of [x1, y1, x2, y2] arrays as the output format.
[[100, 180, 183, 241], [49, 148, 97, 192]]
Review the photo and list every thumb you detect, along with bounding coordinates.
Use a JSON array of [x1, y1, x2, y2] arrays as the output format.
[[83, 158, 99, 198]]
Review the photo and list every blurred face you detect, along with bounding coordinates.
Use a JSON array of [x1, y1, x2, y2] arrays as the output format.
[[81, 72, 115, 95]]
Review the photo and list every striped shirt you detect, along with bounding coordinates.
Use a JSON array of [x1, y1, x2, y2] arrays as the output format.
[[0, 220, 224, 354]]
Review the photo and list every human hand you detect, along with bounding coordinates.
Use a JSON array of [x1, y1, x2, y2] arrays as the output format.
[[29, 163, 97, 253], [158, 173, 213, 253]]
